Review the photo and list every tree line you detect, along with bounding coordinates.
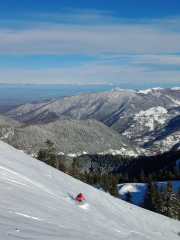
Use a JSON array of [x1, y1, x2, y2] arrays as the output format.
[[141, 180, 180, 220], [36, 139, 119, 198], [37, 139, 180, 220], [124, 180, 180, 220]]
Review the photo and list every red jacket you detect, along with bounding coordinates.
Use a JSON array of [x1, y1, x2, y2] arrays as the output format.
[[76, 193, 85, 201]]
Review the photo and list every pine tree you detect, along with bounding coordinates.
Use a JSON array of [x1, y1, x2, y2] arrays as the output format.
[[142, 182, 154, 211], [176, 186, 180, 220], [177, 186, 180, 199], [109, 175, 119, 198], [133, 177, 138, 183], [68, 157, 81, 179], [81, 171, 88, 183], [147, 173, 153, 183], [80, 172, 85, 183], [158, 184, 166, 214], [163, 181, 177, 218], [124, 191, 133, 204], [88, 172, 95, 185], [123, 172, 129, 183], [152, 182, 162, 214], [92, 171, 99, 185], [57, 154, 67, 173], [150, 182, 164, 214], [101, 173, 110, 193], [140, 170, 146, 183], [118, 173, 124, 183], [37, 139, 57, 168]]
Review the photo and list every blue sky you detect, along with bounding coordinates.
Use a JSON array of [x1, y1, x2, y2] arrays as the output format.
[[0, 0, 180, 85]]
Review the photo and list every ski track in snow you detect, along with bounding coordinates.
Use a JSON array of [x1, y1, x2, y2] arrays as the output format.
[[14, 212, 43, 220], [0, 165, 64, 199]]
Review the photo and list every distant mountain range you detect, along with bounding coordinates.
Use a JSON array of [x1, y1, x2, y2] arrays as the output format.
[[3, 87, 180, 155]]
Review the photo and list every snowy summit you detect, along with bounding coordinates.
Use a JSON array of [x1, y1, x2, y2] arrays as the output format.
[[0, 140, 180, 239]]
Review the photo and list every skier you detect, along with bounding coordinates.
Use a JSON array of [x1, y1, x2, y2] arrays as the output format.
[[76, 192, 85, 202]]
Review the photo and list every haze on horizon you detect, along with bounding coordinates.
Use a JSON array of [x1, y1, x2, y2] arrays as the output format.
[[0, 0, 180, 86]]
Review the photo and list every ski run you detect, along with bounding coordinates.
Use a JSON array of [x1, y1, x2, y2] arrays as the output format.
[[0, 140, 180, 239]]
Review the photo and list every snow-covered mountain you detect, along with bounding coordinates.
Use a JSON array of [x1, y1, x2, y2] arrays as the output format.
[[0, 115, 141, 156], [1, 141, 180, 239], [4, 87, 180, 155]]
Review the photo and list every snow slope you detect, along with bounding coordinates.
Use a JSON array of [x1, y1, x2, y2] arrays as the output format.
[[0, 141, 180, 239]]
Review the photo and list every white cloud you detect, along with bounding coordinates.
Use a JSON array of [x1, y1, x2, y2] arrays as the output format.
[[0, 17, 180, 56], [0, 63, 179, 84], [31, 9, 116, 25], [130, 54, 180, 65], [1, 13, 180, 84]]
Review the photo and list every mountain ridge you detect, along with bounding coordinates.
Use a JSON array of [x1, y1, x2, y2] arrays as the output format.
[[0, 115, 142, 156], [4, 87, 180, 155]]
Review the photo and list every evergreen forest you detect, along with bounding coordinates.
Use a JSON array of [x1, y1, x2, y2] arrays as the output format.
[[37, 139, 180, 220]]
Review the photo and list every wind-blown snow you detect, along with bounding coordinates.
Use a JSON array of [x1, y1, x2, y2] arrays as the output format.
[[0, 141, 180, 239]]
